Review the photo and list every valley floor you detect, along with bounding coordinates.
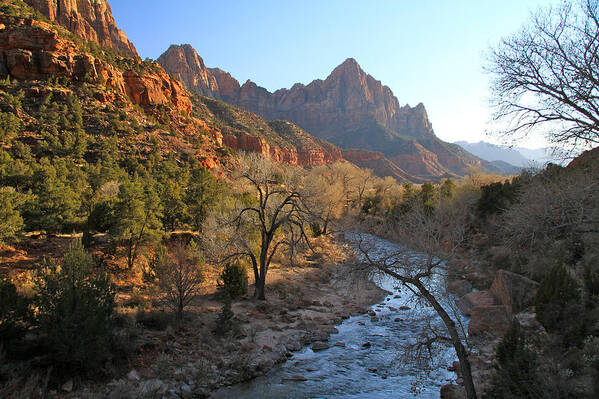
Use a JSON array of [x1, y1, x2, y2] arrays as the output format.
[[13, 236, 386, 398]]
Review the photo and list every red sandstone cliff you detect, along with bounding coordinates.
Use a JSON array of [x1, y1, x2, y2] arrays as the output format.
[[23, 0, 138, 57], [157, 45, 487, 180], [0, 15, 190, 114]]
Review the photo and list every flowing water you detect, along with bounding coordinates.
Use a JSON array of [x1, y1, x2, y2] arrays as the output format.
[[211, 233, 459, 399]]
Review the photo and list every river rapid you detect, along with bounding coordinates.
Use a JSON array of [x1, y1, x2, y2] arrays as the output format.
[[211, 233, 458, 399]]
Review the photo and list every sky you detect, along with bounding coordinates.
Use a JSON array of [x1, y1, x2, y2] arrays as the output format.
[[110, 0, 558, 149]]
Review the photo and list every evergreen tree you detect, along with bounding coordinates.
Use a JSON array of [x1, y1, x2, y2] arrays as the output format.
[[34, 240, 115, 373], [112, 177, 163, 268], [185, 167, 218, 231], [0, 187, 24, 243]]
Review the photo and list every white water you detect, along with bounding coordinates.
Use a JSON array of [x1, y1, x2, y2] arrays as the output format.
[[211, 233, 460, 398]]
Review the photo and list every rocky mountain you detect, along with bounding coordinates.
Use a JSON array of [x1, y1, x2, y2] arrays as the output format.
[[0, 0, 343, 168], [158, 44, 492, 181], [23, 0, 138, 57]]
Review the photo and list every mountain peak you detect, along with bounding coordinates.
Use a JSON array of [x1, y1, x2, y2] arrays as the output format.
[[330, 57, 363, 76]]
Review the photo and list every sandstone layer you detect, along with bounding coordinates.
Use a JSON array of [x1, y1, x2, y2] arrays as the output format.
[[157, 44, 487, 181], [24, 0, 138, 57], [0, 15, 189, 114]]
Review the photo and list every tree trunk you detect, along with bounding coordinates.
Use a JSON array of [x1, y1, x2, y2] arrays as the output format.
[[254, 276, 266, 300], [413, 280, 477, 399]]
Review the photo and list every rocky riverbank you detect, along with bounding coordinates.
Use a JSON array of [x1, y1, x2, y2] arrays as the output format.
[[67, 237, 386, 398], [441, 264, 545, 398]]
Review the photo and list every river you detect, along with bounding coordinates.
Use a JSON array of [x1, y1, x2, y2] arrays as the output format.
[[211, 233, 459, 398]]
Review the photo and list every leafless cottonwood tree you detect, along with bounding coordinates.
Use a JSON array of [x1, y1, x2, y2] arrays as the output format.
[[143, 241, 204, 319], [487, 0, 599, 152], [204, 154, 312, 300], [352, 202, 477, 399]]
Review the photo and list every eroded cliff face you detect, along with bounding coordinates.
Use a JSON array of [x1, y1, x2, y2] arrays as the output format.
[[23, 0, 138, 57], [156, 44, 220, 98], [0, 15, 190, 113], [157, 49, 433, 141], [219, 121, 343, 167], [157, 45, 486, 180]]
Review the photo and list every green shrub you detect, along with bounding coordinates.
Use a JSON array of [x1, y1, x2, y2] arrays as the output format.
[[477, 180, 520, 218], [0, 276, 30, 345], [535, 263, 580, 327], [34, 240, 115, 374], [535, 263, 587, 346], [213, 295, 234, 336], [217, 261, 248, 299], [88, 199, 118, 233], [486, 321, 542, 398]]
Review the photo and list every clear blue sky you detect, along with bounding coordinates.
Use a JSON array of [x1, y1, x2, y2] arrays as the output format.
[[110, 0, 556, 148]]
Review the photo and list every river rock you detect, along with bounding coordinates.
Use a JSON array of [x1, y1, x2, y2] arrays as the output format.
[[285, 374, 308, 381], [362, 342, 371, 348], [468, 305, 510, 337], [334, 342, 346, 347], [490, 269, 539, 314], [370, 316, 380, 322], [456, 291, 499, 316], [447, 280, 473, 297], [312, 342, 330, 351], [399, 306, 410, 310]]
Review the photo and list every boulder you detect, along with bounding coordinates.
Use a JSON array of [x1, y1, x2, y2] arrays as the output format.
[[447, 280, 473, 297], [490, 269, 539, 314], [468, 305, 510, 337], [456, 291, 499, 316]]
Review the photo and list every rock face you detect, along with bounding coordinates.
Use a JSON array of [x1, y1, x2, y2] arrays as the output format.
[[24, 0, 138, 57], [468, 305, 510, 337], [456, 291, 500, 317], [220, 124, 342, 167], [490, 270, 539, 315], [157, 45, 488, 181], [0, 15, 190, 114], [157, 44, 220, 97]]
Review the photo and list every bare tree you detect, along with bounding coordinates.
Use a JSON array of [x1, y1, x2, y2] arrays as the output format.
[[351, 201, 477, 399], [487, 0, 599, 152], [205, 154, 312, 300], [143, 241, 204, 319], [306, 165, 347, 235], [500, 162, 599, 266]]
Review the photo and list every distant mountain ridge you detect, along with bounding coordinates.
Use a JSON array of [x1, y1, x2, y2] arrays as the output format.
[[455, 141, 557, 167], [158, 44, 517, 180]]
